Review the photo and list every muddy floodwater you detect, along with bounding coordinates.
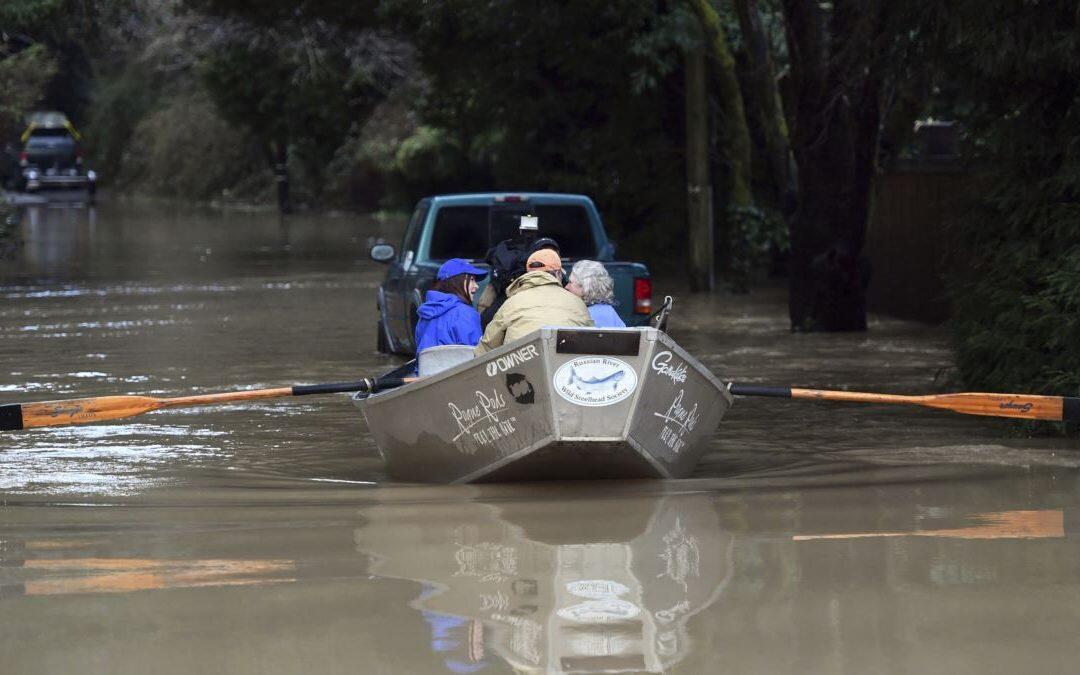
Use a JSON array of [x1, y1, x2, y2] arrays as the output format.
[[2, 198, 1080, 674]]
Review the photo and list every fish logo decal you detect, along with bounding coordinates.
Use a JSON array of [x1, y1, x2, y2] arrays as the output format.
[[568, 366, 626, 393], [553, 357, 638, 407]]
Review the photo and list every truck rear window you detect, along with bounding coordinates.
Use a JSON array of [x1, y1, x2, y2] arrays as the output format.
[[29, 128, 71, 138], [26, 134, 75, 148], [429, 206, 489, 260], [428, 204, 596, 260]]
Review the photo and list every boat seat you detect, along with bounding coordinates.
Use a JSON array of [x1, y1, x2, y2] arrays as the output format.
[[417, 344, 476, 377]]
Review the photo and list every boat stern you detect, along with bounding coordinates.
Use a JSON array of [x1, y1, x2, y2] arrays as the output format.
[[356, 328, 732, 483]]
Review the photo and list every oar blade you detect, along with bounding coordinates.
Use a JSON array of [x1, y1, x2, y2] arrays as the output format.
[[16, 396, 163, 430], [928, 393, 1065, 421]]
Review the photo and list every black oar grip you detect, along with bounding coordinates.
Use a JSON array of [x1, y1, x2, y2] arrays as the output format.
[[292, 379, 373, 396], [1064, 397, 1080, 422], [291, 378, 410, 397], [728, 384, 793, 399], [0, 404, 23, 431]]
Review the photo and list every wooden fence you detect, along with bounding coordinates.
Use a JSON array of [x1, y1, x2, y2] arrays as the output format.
[[864, 162, 979, 324]]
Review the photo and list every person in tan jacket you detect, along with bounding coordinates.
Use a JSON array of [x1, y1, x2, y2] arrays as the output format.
[[475, 249, 594, 355]]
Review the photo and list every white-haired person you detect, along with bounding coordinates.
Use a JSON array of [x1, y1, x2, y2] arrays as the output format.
[[566, 260, 626, 328]]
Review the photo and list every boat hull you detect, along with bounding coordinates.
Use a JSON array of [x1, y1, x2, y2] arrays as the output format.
[[356, 328, 733, 483]]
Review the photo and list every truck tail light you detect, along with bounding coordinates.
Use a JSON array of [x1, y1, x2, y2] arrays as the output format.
[[19, 152, 28, 167], [633, 277, 652, 314]]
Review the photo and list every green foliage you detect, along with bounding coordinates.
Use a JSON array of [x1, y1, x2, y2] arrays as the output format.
[[392, 126, 468, 194], [119, 90, 267, 201], [1, 0, 141, 127], [182, 0, 377, 30], [83, 51, 165, 181], [0, 0, 64, 31], [0, 43, 58, 138], [196, 19, 410, 204], [726, 204, 787, 293], [380, 0, 692, 255], [940, 1, 1080, 416]]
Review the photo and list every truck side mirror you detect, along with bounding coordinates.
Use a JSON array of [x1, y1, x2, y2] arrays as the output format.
[[370, 244, 396, 263], [599, 242, 616, 260]]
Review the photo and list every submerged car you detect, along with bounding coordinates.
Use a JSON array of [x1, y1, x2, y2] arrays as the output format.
[[18, 112, 97, 195]]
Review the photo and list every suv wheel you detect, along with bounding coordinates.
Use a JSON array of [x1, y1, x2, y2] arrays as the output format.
[[407, 305, 419, 355], [377, 318, 390, 353]]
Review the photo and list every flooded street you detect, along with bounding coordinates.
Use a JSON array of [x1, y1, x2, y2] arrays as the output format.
[[2, 199, 1080, 673]]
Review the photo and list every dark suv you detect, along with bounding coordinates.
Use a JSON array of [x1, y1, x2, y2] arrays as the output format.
[[18, 115, 96, 194]]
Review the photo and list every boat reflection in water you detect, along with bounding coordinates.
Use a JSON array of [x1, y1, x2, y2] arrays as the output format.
[[354, 493, 733, 673]]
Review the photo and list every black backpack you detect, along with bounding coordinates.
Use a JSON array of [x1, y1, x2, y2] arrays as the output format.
[[481, 235, 561, 328], [485, 237, 530, 295], [480, 237, 529, 328]]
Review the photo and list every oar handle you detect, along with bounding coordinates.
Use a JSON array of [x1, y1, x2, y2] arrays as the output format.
[[291, 378, 409, 396], [728, 385, 792, 398]]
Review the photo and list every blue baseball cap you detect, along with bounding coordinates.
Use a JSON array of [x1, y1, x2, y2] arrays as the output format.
[[437, 258, 488, 280]]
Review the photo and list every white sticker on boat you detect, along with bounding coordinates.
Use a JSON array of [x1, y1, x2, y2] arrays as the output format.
[[552, 357, 638, 407], [566, 579, 630, 599]]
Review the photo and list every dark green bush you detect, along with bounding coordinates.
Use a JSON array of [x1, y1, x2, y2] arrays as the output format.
[[941, 1, 1080, 432]]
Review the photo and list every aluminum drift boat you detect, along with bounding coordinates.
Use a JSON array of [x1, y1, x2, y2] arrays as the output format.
[[354, 327, 733, 483]]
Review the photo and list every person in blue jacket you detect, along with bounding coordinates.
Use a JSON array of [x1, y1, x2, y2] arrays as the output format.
[[414, 258, 488, 352], [566, 260, 626, 328]]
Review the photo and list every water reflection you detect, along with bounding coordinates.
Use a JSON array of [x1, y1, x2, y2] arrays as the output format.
[[354, 493, 733, 673], [3, 475, 1080, 673], [0, 535, 296, 599], [10, 557, 295, 596], [794, 509, 1066, 541]]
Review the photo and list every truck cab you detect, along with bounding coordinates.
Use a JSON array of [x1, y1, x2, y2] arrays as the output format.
[[371, 193, 652, 355]]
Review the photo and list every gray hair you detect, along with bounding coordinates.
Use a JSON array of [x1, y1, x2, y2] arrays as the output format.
[[570, 260, 616, 306]]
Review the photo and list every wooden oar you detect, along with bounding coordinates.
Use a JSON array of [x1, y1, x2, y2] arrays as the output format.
[[0, 375, 414, 431], [728, 384, 1080, 422]]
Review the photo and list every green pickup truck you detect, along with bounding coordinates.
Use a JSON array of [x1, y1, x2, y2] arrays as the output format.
[[370, 192, 652, 355]]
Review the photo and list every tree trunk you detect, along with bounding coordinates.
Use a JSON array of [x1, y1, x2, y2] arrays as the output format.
[[732, 0, 796, 211], [782, 0, 882, 331], [273, 139, 292, 215], [685, 46, 714, 292], [690, 0, 759, 293], [691, 0, 754, 215]]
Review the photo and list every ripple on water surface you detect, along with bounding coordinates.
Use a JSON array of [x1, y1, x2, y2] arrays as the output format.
[[1, 424, 228, 495]]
